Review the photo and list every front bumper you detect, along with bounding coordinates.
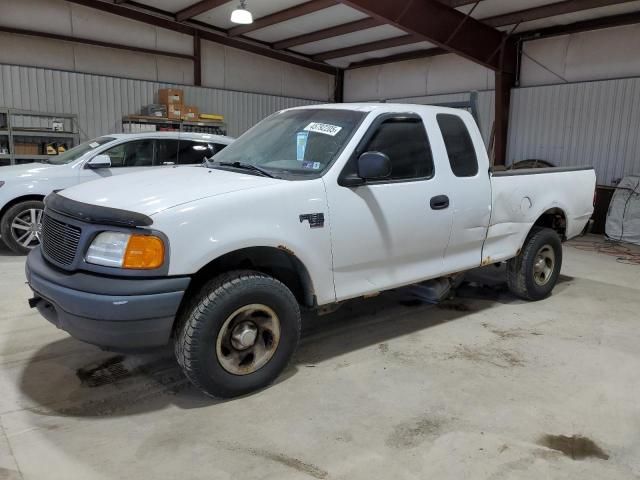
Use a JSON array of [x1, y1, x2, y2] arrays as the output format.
[[25, 248, 190, 350]]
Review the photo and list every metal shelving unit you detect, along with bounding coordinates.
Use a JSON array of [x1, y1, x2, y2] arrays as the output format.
[[0, 108, 80, 166], [122, 115, 227, 136]]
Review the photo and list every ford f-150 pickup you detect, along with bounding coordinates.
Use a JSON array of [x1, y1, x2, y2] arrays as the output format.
[[25, 104, 596, 398]]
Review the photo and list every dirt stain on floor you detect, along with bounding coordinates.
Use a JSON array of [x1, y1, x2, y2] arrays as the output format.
[[448, 345, 524, 368], [386, 416, 443, 449], [538, 434, 609, 460], [230, 446, 328, 479]]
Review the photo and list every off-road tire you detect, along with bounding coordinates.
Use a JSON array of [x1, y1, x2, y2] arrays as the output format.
[[175, 270, 301, 398], [1, 200, 44, 255], [507, 227, 562, 301]]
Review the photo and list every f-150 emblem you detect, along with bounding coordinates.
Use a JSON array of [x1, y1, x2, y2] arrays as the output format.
[[299, 213, 324, 228]]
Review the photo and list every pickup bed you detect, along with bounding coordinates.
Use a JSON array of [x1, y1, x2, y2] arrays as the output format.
[[25, 103, 596, 398]]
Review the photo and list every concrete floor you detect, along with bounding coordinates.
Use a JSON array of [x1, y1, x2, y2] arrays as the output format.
[[1, 236, 639, 480]]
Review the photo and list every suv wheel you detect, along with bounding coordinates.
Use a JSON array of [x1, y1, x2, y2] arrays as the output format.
[[1, 200, 44, 254]]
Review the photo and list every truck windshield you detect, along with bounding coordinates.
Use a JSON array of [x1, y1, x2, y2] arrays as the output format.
[[211, 109, 365, 179], [45, 137, 116, 165]]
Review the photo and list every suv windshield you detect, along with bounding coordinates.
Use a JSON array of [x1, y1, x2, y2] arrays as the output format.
[[45, 137, 116, 165], [211, 109, 365, 179]]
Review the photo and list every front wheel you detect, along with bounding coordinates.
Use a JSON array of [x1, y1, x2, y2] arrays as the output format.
[[0, 200, 44, 254], [507, 227, 562, 301], [175, 270, 301, 398]]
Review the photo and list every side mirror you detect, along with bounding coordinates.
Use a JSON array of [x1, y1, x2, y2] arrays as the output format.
[[358, 151, 391, 180], [85, 154, 111, 169]]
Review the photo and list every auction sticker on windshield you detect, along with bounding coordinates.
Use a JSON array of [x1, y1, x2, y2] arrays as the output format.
[[304, 122, 342, 136]]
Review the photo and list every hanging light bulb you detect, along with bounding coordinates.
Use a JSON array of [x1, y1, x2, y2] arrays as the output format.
[[230, 0, 253, 24]]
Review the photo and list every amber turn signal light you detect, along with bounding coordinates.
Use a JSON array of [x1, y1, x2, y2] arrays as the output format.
[[123, 235, 165, 269]]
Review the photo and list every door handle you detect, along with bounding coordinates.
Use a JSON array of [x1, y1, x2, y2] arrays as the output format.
[[430, 195, 450, 210]]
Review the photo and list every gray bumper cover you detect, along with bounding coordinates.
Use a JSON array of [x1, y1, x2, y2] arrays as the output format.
[[26, 248, 190, 350]]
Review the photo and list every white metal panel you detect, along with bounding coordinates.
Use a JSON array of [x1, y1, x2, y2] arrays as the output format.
[[201, 40, 226, 89], [427, 55, 493, 95], [457, 0, 562, 18], [377, 58, 428, 100], [133, 0, 195, 13], [507, 78, 640, 185], [0, 0, 72, 35], [0, 64, 321, 140], [291, 24, 407, 55], [0, 33, 76, 72], [224, 47, 286, 96], [246, 4, 367, 43], [521, 24, 640, 86], [73, 44, 159, 82]]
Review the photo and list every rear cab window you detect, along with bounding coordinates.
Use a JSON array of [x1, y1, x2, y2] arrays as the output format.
[[437, 113, 479, 177]]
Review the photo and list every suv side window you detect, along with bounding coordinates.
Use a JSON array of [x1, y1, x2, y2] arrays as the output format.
[[177, 140, 218, 165], [437, 114, 478, 177], [156, 139, 179, 165], [102, 139, 154, 168], [363, 118, 434, 181]]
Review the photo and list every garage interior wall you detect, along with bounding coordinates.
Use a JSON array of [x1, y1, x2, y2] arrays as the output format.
[[344, 24, 640, 186], [0, 0, 334, 138]]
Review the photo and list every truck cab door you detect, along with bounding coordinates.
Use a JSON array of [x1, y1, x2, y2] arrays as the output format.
[[326, 113, 455, 301], [435, 113, 491, 272]]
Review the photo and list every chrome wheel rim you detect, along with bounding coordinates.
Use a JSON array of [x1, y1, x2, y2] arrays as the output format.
[[216, 304, 281, 376], [10, 208, 43, 249], [533, 245, 555, 286]]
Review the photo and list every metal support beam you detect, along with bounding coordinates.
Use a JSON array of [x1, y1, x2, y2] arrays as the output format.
[[176, 0, 231, 22], [274, 18, 381, 50], [65, 0, 336, 74], [314, 34, 423, 61], [348, 47, 447, 69], [0, 25, 195, 60], [336, 0, 514, 72], [228, 0, 335, 37], [485, 0, 638, 28], [193, 32, 202, 86], [494, 70, 514, 166], [334, 69, 344, 102], [517, 9, 640, 39]]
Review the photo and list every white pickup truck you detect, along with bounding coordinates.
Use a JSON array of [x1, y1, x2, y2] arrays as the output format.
[[25, 104, 596, 398]]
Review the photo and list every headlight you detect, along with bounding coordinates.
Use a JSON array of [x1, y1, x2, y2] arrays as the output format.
[[86, 232, 165, 269]]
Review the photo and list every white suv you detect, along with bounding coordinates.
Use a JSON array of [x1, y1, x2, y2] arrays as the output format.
[[0, 132, 233, 253]]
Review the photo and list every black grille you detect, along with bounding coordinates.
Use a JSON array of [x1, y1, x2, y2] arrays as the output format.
[[41, 214, 81, 266]]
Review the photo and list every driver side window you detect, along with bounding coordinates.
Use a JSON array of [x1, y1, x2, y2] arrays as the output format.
[[102, 140, 154, 168], [364, 119, 434, 181]]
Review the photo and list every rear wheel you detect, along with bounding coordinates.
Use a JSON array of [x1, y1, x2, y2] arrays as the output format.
[[507, 227, 562, 301], [175, 270, 301, 398], [1, 200, 44, 254]]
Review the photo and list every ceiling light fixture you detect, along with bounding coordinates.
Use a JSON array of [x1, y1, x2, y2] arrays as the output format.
[[230, 0, 253, 25]]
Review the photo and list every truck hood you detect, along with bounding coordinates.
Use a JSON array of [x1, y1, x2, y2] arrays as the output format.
[[58, 166, 282, 216]]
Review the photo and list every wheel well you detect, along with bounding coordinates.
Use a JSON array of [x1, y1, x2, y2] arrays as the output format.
[[182, 246, 316, 310], [0, 195, 46, 221], [533, 208, 567, 240]]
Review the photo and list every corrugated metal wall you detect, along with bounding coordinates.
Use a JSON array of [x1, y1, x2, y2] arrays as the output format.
[[0, 64, 322, 140], [508, 77, 640, 186]]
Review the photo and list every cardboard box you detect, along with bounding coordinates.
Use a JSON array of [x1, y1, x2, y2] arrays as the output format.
[[181, 105, 200, 121], [14, 143, 40, 155], [158, 88, 183, 105], [167, 104, 183, 120]]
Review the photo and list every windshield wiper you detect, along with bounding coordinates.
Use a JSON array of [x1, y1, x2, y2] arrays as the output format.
[[215, 161, 278, 179]]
